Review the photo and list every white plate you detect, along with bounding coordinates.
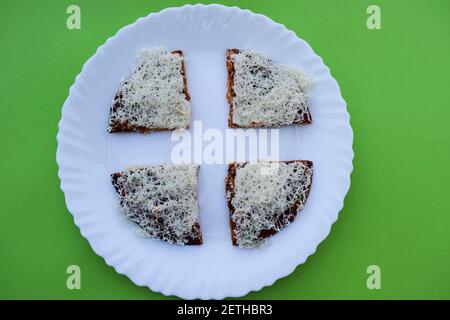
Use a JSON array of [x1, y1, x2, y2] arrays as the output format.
[[56, 4, 353, 299]]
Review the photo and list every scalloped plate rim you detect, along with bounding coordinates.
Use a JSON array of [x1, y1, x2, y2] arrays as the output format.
[[56, 3, 354, 300]]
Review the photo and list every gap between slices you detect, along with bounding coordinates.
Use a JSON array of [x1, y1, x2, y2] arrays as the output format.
[[111, 164, 202, 245], [225, 161, 313, 248], [108, 48, 191, 133], [108, 48, 315, 247], [226, 49, 313, 128]]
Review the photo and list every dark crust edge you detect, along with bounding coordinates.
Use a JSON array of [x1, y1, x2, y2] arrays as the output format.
[[226, 48, 312, 128], [111, 168, 203, 245], [226, 48, 240, 128], [108, 50, 191, 133], [225, 160, 313, 246]]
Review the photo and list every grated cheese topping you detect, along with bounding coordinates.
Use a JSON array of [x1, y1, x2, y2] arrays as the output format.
[[108, 48, 190, 131], [231, 50, 313, 127], [228, 162, 313, 248], [112, 164, 201, 245]]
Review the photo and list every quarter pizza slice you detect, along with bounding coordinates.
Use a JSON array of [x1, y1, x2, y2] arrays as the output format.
[[108, 48, 191, 133], [225, 161, 313, 248], [111, 164, 202, 245], [226, 49, 313, 128]]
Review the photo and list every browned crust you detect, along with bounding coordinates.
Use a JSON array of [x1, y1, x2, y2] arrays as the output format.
[[226, 48, 312, 128], [111, 170, 202, 245], [108, 50, 191, 133], [226, 49, 240, 128], [172, 50, 191, 102], [225, 163, 238, 245], [225, 160, 313, 246]]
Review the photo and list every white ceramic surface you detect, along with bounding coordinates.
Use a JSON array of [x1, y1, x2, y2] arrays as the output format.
[[56, 4, 353, 299]]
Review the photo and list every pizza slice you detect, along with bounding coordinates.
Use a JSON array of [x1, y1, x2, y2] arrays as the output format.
[[226, 49, 313, 128], [108, 48, 191, 133], [111, 164, 202, 245], [225, 161, 313, 248]]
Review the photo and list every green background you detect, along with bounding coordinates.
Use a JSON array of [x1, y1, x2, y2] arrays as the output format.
[[0, 0, 449, 300]]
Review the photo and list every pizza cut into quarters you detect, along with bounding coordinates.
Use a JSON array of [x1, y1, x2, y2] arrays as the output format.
[[111, 164, 202, 245]]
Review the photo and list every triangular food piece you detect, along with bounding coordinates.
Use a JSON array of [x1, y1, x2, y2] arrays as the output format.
[[111, 164, 202, 245], [226, 161, 313, 248], [226, 49, 313, 128], [108, 48, 191, 133]]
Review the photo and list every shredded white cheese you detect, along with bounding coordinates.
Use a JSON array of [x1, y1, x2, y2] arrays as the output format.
[[228, 162, 313, 248], [112, 164, 201, 245], [231, 50, 313, 127], [108, 48, 190, 130]]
